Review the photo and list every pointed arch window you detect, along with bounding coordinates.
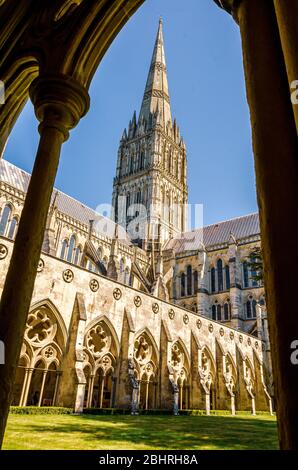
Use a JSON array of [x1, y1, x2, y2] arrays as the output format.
[[0, 204, 11, 236], [181, 273, 186, 297], [8, 217, 18, 240], [212, 305, 216, 320], [193, 270, 198, 295], [224, 300, 231, 321], [246, 296, 257, 319], [216, 304, 222, 321], [60, 239, 68, 260], [67, 235, 76, 263], [217, 259, 223, 292], [225, 265, 230, 290], [74, 246, 82, 266], [211, 267, 216, 293], [187, 265, 192, 296], [243, 261, 249, 288]]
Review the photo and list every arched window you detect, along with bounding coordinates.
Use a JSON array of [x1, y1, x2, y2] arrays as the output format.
[[224, 300, 231, 321], [250, 257, 259, 287], [193, 271, 198, 295], [97, 246, 103, 260], [74, 246, 82, 265], [181, 273, 185, 297], [187, 265, 192, 296], [139, 152, 145, 171], [217, 259, 223, 292], [216, 304, 222, 321], [119, 258, 125, 282], [0, 204, 11, 236], [8, 217, 18, 239], [212, 305, 216, 320], [60, 239, 68, 260], [225, 265, 230, 290], [243, 261, 249, 288], [103, 256, 108, 268], [246, 295, 257, 319], [124, 267, 130, 285], [211, 267, 216, 293], [67, 235, 76, 263]]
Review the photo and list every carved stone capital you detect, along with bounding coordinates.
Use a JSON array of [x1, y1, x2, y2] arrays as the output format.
[[29, 74, 90, 141]]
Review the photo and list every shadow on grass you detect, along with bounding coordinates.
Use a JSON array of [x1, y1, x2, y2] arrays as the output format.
[[4, 414, 279, 450]]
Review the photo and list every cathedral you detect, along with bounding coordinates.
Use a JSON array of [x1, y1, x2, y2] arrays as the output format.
[[0, 20, 273, 415]]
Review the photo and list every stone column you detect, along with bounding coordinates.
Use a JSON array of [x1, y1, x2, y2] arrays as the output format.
[[38, 370, 48, 407], [19, 368, 29, 407], [205, 393, 210, 416], [0, 74, 89, 446], [21, 368, 34, 407], [214, 0, 298, 449]]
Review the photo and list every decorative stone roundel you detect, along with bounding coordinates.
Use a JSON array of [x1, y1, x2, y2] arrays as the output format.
[[239, 335, 243, 343], [196, 319, 202, 329], [183, 314, 189, 325], [89, 279, 99, 292], [134, 295, 142, 308], [230, 331, 235, 340], [219, 327, 225, 337], [37, 258, 44, 272], [152, 302, 159, 314], [208, 323, 214, 333], [255, 341, 259, 349], [113, 288, 122, 300], [247, 337, 252, 346], [168, 308, 175, 320], [0, 244, 8, 260], [63, 269, 74, 283]]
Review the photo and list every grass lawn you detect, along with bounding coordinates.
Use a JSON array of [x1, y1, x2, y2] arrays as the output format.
[[3, 413, 278, 450]]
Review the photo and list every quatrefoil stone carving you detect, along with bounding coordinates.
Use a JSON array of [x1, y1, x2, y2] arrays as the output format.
[[168, 309, 175, 320], [152, 302, 159, 314], [37, 258, 44, 272], [63, 269, 74, 283], [0, 244, 8, 260], [113, 288, 122, 300], [183, 314, 189, 325], [134, 296, 142, 307], [89, 279, 99, 292]]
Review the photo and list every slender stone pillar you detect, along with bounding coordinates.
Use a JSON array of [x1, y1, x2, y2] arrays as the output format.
[[21, 368, 34, 407], [38, 370, 48, 407], [214, 0, 298, 449], [19, 368, 29, 407], [205, 393, 210, 416], [231, 395, 236, 416], [0, 74, 89, 447]]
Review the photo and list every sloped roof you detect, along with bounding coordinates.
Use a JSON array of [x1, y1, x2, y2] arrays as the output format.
[[0, 159, 131, 244], [164, 213, 260, 252]]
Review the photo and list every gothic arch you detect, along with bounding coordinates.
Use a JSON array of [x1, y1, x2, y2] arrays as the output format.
[[84, 314, 120, 357], [29, 298, 68, 348]]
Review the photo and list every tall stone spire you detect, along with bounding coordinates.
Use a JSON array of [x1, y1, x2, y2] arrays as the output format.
[[139, 18, 172, 127]]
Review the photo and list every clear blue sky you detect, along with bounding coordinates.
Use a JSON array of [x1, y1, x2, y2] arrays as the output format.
[[3, 0, 258, 227]]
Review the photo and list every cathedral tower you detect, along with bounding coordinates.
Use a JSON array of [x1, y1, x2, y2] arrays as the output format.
[[112, 19, 188, 247]]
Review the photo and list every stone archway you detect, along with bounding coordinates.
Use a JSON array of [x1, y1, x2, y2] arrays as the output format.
[[83, 318, 118, 409]]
